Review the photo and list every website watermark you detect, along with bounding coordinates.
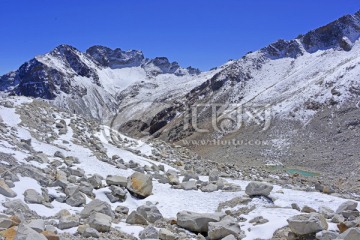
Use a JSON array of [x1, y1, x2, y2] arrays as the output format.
[[181, 139, 270, 146]]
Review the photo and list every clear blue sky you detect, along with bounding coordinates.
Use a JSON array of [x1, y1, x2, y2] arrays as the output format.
[[0, 1, 359, 75]]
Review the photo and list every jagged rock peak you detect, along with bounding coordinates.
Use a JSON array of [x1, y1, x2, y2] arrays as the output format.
[[86, 45, 145, 68]]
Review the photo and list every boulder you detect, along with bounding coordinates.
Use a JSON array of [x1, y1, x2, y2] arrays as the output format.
[[115, 206, 129, 215], [287, 213, 328, 235], [0, 217, 13, 230], [66, 192, 86, 207], [337, 228, 360, 240], [166, 170, 180, 185], [208, 216, 242, 240], [336, 201, 358, 214], [126, 211, 148, 225], [27, 219, 45, 233], [83, 227, 100, 238], [24, 189, 44, 204], [41, 231, 60, 240], [201, 183, 218, 192], [88, 174, 103, 189], [159, 228, 177, 240], [14, 223, 47, 240], [245, 181, 273, 197], [80, 199, 114, 219], [315, 230, 338, 240], [137, 203, 163, 223], [319, 206, 335, 219], [0, 179, 17, 198], [126, 172, 153, 198], [209, 170, 219, 182], [177, 211, 225, 233], [106, 175, 127, 187], [88, 213, 112, 232], [139, 225, 159, 239], [181, 180, 197, 190], [58, 215, 80, 230]]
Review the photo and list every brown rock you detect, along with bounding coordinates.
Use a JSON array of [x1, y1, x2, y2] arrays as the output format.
[[41, 230, 60, 240]]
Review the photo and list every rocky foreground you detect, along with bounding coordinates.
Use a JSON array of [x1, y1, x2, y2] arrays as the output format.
[[0, 97, 359, 240]]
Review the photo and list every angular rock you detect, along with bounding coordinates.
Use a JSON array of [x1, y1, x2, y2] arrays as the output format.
[[88, 212, 112, 232], [201, 183, 218, 192], [24, 189, 44, 204], [336, 201, 358, 214], [126, 172, 153, 198], [159, 228, 177, 240], [139, 225, 158, 239], [41, 231, 60, 240], [137, 203, 163, 223], [177, 211, 225, 233], [0, 179, 17, 198], [58, 215, 80, 230], [27, 219, 45, 233], [65, 192, 86, 207], [106, 175, 127, 187], [209, 170, 219, 182], [14, 223, 47, 240], [319, 206, 335, 219], [337, 227, 360, 240], [166, 170, 180, 185], [88, 174, 103, 189], [245, 181, 273, 197], [83, 227, 100, 238], [53, 151, 65, 159], [115, 206, 129, 215], [0, 217, 13, 230], [126, 211, 148, 225], [80, 199, 114, 219], [208, 216, 242, 240], [287, 213, 328, 235], [181, 180, 197, 190], [315, 230, 338, 240]]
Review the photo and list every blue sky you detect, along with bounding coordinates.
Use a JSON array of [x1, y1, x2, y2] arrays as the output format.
[[0, 1, 359, 74]]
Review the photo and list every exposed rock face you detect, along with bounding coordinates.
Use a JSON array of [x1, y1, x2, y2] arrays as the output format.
[[176, 211, 225, 234], [126, 172, 153, 198], [287, 213, 328, 235], [245, 182, 273, 197], [139, 225, 159, 239]]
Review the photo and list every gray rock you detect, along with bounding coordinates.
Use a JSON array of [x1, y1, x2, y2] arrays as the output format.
[[302, 205, 317, 213], [126, 172, 153, 198], [88, 174, 103, 189], [249, 216, 269, 225], [79, 181, 94, 197], [54, 151, 65, 159], [221, 235, 237, 240], [331, 214, 345, 223], [291, 203, 301, 211], [115, 206, 129, 214], [0, 179, 17, 198], [208, 216, 242, 240], [139, 225, 159, 239], [287, 213, 328, 235], [315, 230, 338, 240], [201, 183, 218, 192], [66, 192, 86, 207], [177, 211, 225, 233], [336, 201, 358, 214], [83, 227, 100, 238], [245, 181, 273, 197], [319, 206, 335, 219], [337, 228, 360, 239], [0, 217, 13, 230], [159, 228, 177, 240], [88, 212, 112, 232], [58, 215, 80, 230], [109, 185, 127, 201], [137, 203, 163, 223], [24, 189, 44, 204], [68, 168, 85, 177], [3, 199, 35, 217], [5, 179, 15, 188], [209, 170, 219, 182], [106, 175, 127, 187], [80, 199, 114, 219], [166, 170, 180, 185], [181, 180, 198, 190], [14, 223, 47, 240], [126, 211, 148, 225], [27, 219, 45, 233]]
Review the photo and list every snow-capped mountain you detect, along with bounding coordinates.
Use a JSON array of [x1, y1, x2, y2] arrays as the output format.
[[1, 10, 360, 176], [0, 44, 201, 119]]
